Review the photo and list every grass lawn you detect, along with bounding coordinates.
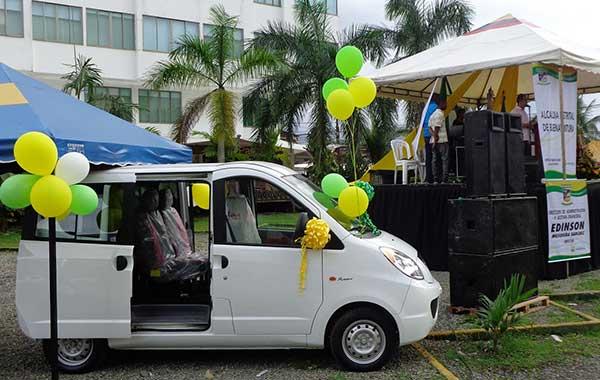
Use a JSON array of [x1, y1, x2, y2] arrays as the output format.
[[575, 277, 600, 291], [443, 329, 600, 371], [193, 213, 298, 233], [0, 229, 20, 249]]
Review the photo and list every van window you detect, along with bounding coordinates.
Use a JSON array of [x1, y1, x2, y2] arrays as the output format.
[[35, 183, 126, 243], [221, 177, 311, 247]]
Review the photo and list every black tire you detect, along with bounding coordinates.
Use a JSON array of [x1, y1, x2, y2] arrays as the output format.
[[328, 307, 398, 372], [43, 338, 108, 373]]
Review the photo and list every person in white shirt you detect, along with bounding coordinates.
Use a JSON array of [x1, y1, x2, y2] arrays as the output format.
[[429, 99, 448, 183], [511, 94, 532, 156]]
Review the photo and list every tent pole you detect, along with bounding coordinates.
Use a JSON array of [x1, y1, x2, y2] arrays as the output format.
[[558, 66, 569, 278], [558, 66, 566, 179], [49, 217, 59, 380]]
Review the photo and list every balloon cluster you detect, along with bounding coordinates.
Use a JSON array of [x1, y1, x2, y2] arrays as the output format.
[[0, 132, 98, 219], [297, 218, 331, 291], [321, 173, 368, 218], [323, 46, 377, 121], [318, 175, 380, 235]]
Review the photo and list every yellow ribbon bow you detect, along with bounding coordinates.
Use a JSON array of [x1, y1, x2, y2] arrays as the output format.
[[297, 218, 331, 291]]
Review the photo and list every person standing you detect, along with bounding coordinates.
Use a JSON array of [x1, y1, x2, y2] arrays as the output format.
[[423, 94, 439, 183], [511, 94, 532, 156], [429, 99, 448, 183]]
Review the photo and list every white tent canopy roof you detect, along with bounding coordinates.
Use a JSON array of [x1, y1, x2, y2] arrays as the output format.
[[371, 14, 600, 106]]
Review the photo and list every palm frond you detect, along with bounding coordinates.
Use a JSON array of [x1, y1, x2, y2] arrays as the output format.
[[144, 60, 218, 90], [62, 54, 103, 98], [171, 90, 214, 143], [340, 25, 391, 67], [208, 89, 236, 145], [223, 47, 283, 86]]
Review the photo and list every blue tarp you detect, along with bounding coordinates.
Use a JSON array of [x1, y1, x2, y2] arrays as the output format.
[[0, 63, 191, 165]]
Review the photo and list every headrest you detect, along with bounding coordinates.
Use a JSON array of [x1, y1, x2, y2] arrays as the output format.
[[159, 188, 174, 210], [141, 189, 160, 212]]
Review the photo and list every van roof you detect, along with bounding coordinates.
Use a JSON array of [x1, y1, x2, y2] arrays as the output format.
[[85, 161, 298, 183]]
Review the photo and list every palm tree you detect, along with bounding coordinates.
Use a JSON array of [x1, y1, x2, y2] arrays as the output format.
[[243, 98, 283, 162], [577, 95, 600, 142], [364, 97, 401, 163], [62, 53, 103, 99], [145, 5, 279, 163], [246, 0, 391, 180], [385, 0, 473, 127]]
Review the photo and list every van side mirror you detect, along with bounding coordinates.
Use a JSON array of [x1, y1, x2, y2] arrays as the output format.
[[293, 212, 309, 242]]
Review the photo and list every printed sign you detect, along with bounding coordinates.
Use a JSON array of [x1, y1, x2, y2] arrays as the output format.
[[532, 64, 577, 179], [546, 180, 591, 263]]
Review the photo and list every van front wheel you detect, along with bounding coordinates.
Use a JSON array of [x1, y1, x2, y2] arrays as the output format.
[[43, 338, 107, 373], [329, 308, 398, 372]]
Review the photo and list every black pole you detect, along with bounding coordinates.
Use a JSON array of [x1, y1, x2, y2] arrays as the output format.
[[48, 217, 59, 380]]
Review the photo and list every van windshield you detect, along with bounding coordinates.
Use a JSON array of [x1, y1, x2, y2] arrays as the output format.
[[284, 174, 362, 235]]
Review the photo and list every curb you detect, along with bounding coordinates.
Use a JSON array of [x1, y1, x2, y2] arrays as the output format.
[[412, 342, 459, 380]]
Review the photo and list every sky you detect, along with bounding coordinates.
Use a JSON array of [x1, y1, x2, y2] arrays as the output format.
[[339, 0, 599, 47]]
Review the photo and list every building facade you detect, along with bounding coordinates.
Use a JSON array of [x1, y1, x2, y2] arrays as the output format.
[[0, 0, 339, 158]]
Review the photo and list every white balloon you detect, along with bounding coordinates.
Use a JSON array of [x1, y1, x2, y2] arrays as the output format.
[[55, 152, 90, 185]]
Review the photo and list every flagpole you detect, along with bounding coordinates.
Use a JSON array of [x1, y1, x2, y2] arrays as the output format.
[[48, 217, 59, 380]]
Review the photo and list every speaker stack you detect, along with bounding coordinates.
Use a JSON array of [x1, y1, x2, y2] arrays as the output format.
[[449, 110, 536, 308], [448, 197, 539, 308]]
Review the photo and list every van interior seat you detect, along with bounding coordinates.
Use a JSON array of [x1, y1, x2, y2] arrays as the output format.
[[225, 193, 261, 244], [159, 188, 193, 257]]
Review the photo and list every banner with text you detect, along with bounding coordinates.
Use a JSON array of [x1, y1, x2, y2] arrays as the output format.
[[546, 180, 591, 263], [532, 64, 577, 179]]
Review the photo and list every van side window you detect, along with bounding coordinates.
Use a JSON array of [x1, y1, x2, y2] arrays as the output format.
[[34, 183, 127, 243], [223, 177, 310, 247]]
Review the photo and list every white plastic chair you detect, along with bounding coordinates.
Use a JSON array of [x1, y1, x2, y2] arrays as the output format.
[[390, 139, 419, 184]]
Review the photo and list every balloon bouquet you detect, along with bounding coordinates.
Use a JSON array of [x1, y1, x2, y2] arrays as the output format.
[[0, 131, 98, 380], [296, 46, 380, 291]]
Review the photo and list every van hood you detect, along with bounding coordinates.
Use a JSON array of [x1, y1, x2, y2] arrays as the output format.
[[365, 231, 418, 259]]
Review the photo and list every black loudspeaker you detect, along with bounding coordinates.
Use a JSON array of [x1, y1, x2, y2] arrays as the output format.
[[449, 248, 539, 308], [448, 197, 538, 255], [504, 113, 526, 193], [464, 111, 507, 195]]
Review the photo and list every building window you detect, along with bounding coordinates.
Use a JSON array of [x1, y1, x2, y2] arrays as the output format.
[[32, 1, 82, 44], [86, 86, 132, 110], [254, 0, 282, 6], [0, 0, 23, 37], [143, 15, 198, 53], [139, 89, 181, 124], [309, 0, 337, 15], [203, 24, 243, 58], [87, 9, 134, 50]]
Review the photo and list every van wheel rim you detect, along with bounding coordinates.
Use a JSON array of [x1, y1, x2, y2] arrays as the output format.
[[342, 320, 386, 365], [57, 339, 93, 367]]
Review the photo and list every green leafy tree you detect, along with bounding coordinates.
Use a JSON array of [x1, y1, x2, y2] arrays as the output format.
[[577, 95, 600, 142], [246, 0, 390, 180], [476, 274, 536, 351], [62, 53, 103, 99], [385, 0, 474, 127], [243, 98, 283, 163], [146, 5, 279, 162]]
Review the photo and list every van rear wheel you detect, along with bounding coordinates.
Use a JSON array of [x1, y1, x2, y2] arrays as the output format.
[[43, 338, 107, 373], [328, 307, 398, 372]]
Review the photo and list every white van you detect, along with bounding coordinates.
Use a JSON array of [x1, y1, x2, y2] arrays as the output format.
[[16, 162, 441, 373]]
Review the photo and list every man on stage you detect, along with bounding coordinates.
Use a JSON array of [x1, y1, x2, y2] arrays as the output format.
[[429, 98, 448, 183], [511, 94, 533, 156], [423, 94, 439, 183]]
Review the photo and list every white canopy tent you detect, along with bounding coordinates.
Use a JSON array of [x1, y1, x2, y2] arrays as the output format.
[[372, 14, 600, 106]]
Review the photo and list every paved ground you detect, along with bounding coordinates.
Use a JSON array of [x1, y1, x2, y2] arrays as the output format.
[[2, 250, 600, 379]]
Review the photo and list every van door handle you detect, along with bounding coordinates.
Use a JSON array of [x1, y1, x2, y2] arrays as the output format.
[[116, 256, 128, 271], [221, 256, 229, 269]]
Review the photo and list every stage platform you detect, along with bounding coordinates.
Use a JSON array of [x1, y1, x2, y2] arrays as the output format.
[[370, 182, 600, 280]]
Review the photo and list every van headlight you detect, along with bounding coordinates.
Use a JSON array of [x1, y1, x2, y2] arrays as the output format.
[[380, 247, 424, 280]]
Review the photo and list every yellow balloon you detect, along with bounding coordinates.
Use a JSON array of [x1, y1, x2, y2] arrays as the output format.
[[192, 183, 210, 210], [30, 175, 72, 218], [14, 132, 58, 176], [326, 89, 355, 121], [349, 77, 377, 108], [338, 186, 369, 218]]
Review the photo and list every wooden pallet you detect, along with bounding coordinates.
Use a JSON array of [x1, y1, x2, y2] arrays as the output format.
[[448, 305, 477, 315], [511, 295, 550, 314]]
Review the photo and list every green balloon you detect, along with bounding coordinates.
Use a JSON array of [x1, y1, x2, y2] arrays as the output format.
[[70, 185, 99, 216], [336, 45, 364, 78], [321, 173, 348, 199], [0, 174, 40, 209], [322, 77, 349, 100], [313, 191, 336, 210]]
